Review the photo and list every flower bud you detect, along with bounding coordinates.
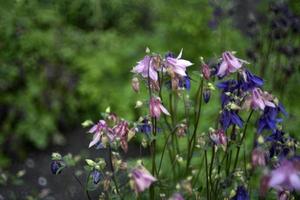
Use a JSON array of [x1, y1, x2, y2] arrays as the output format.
[[203, 89, 211, 103], [202, 63, 211, 80], [251, 148, 266, 167], [51, 160, 63, 175], [132, 77, 140, 93], [91, 170, 103, 184]]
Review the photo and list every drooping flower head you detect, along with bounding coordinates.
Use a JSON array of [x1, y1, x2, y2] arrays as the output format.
[[243, 88, 275, 111], [231, 186, 250, 200], [130, 165, 156, 193], [112, 120, 130, 152], [210, 129, 227, 146], [240, 69, 264, 91], [251, 148, 267, 167], [88, 120, 108, 148], [217, 51, 246, 78], [165, 49, 193, 77], [149, 97, 170, 118], [51, 160, 63, 175], [91, 170, 103, 184], [132, 55, 159, 81], [220, 109, 243, 131], [267, 158, 300, 192]]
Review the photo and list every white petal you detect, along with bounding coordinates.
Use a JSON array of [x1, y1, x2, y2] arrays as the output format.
[[159, 104, 170, 116], [177, 48, 183, 59]]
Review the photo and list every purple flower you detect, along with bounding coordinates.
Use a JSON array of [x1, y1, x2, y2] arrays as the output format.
[[268, 159, 300, 191], [220, 110, 243, 130], [91, 170, 103, 184], [257, 105, 287, 134], [203, 89, 211, 103], [165, 49, 193, 77], [210, 129, 227, 146], [169, 193, 185, 200], [51, 160, 63, 175], [113, 120, 129, 152], [240, 69, 264, 91], [149, 97, 170, 118], [132, 55, 158, 81], [202, 63, 211, 80], [178, 76, 191, 90], [217, 80, 240, 107], [138, 119, 152, 134], [130, 165, 156, 193], [251, 148, 267, 167], [88, 120, 107, 148], [217, 51, 246, 78], [243, 88, 275, 111], [231, 186, 249, 200]]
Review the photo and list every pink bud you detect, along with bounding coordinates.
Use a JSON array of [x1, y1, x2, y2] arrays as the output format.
[[251, 148, 266, 167], [202, 63, 211, 80]]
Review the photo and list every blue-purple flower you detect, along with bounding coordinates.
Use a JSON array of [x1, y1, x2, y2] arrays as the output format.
[[240, 69, 264, 91], [220, 110, 243, 130], [91, 170, 103, 184], [231, 186, 249, 200], [51, 160, 63, 175]]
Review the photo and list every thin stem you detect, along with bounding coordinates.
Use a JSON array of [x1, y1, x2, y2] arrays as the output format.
[[108, 147, 123, 200], [232, 110, 254, 172], [204, 150, 210, 200], [72, 173, 92, 200]]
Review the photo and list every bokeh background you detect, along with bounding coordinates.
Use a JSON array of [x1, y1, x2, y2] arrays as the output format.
[[0, 0, 299, 199]]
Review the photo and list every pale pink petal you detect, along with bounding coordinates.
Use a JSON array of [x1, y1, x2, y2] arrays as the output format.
[[149, 67, 158, 81], [159, 104, 170, 116], [269, 172, 285, 189], [89, 133, 100, 148], [173, 66, 187, 76], [88, 125, 97, 133], [289, 174, 300, 190], [216, 61, 228, 77], [264, 100, 276, 108], [176, 59, 193, 68]]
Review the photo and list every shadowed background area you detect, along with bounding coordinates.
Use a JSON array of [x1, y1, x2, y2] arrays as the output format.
[[0, 0, 299, 199]]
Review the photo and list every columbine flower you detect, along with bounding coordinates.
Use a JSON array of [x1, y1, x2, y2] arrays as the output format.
[[243, 88, 275, 111], [169, 193, 185, 200], [217, 80, 240, 107], [88, 120, 107, 148], [138, 119, 152, 134], [210, 129, 227, 146], [176, 123, 187, 137], [132, 77, 140, 93], [241, 69, 264, 90], [268, 158, 300, 191], [251, 148, 267, 167], [130, 165, 156, 193], [257, 104, 287, 134], [149, 97, 170, 118], [91, 170, 103, 184], [178, 76, 191, 90], [220, 110, 243, 130], [132, 55, 158, 81], [165, 49, 193, 77], [203, 89, 211, 103], [113, 120, 129, 152], [217, 51, 246, 78], [231, 186, 250, 200], [202, 63, 211, 80], [51, 160, 63, 175]]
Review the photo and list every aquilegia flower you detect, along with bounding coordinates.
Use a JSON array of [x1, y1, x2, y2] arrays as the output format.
[[243, 88, 275, 111], [112, 120, 129, 152], [210, 129, 227, 146], [268, 158, 300, 191], [51, 160, 63, 175], [91, 170, 103, 184], [149, 97, 170, 118], [130, 165, 156, 193], [165, 49, 193, 77], [178, 76, 191, 90], [217, 51, 246, 78], [231, 186, 250, 200], [132, 55, 158, 81], [88, 120, 108, 148], [220, 109, 243, 130], [240, 69, 264, 91], [251, 148, 267, 167]]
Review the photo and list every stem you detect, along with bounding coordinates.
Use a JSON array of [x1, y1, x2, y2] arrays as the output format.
[[72, 173, 92, 200], [204, 150, 210, 200], [232, 110, 254, 172], [108, 147, 123, 200]]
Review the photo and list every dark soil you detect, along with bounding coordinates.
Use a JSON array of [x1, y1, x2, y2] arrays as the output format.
[[0, 128, 147, 200]]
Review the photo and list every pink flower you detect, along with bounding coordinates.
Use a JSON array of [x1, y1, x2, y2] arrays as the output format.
[[149, 97, 170, 118], [88, 120, 107, 148], [217, 51, 245, 77], [113, 120, 129, 152], [169, 193, 185, 200], [131, 165, 156, 193], [210, 129, 227, 146], [165, 49, 193, 77], [244, 88, 275, 111], [132, 55, 158, 81], [268, 159, 300, 191], [251, 148, 266, 167]]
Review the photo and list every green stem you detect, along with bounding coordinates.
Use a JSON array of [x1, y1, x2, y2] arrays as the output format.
[[204, 150, 210, 200], [108, 147, 123, 200]]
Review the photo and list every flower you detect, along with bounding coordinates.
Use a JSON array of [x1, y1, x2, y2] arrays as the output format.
[[169, 193, 185, 200], [51, 160, 63, 175], [132, 77, 140, 93], [243, 88, 275, 111], [203, 89, 211, 103], [202, 63, 211, 80], [268, 158, 300, 191], [231, 186, 250, 200], [217, 80, 240, 107], [240, 69, 264, 91], [217, 51, 246, 78], [257, 104, 287, 134], [132, 55, 158, 81], [251, 148, 267, 167], [165, 49, 193, 77], [176, 123, 187, 137], [210, 129, 227, 146], [138, 119, 152, 134], [149, 97, 170, 118], [88, 120, 107, 148], [178, 76, 191, 90], [91, 170, 103, 184], [220, 110, 243, 130], [113, 120, 129, 152], [130, 165, 156, 193]]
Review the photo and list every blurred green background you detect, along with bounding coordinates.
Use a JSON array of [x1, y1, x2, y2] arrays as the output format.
[[0, 0, 299, 168]]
